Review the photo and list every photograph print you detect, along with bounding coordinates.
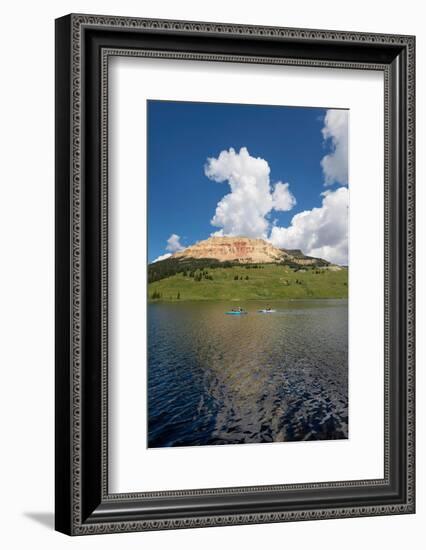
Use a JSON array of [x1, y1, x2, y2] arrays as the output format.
[[147, 100, 349, 448]]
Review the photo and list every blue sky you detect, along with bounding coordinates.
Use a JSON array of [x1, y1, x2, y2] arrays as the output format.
[[148, 100, 349, 265]]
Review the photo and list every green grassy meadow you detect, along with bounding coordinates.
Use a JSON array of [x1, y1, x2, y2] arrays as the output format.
[[148, 264, 348, 301]]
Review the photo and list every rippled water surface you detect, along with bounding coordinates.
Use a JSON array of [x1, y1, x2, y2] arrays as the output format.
[[148, 300, 348, 447]]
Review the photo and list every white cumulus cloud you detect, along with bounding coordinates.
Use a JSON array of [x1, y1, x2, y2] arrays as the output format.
[[204, 147, 296, 238], [321, 109, 349, 186], [166, 233, 184, 252], [151, 233, 185, 264], [151, 252, 172, 263], [272, 182, 297, 211], [269, 186, 348, 265]]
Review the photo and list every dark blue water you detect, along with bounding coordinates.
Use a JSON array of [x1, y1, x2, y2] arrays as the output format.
[[148, 300, 348, 447]]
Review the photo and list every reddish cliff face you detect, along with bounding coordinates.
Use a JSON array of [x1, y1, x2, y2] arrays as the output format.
[[173, 236, 294, 264]]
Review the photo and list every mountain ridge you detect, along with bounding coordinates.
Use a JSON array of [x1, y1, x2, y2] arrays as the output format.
[[148, 237, 347, 299], [169, 236, 329, 267]]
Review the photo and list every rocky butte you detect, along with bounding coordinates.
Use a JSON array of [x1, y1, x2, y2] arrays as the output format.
[[171, 236, 329, 267]]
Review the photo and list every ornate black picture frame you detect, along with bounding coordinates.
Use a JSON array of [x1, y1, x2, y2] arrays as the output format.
[[55, 13, 415, 535]]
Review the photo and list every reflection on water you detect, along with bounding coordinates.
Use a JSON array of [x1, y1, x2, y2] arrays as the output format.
[[148, 300, 348, 447]]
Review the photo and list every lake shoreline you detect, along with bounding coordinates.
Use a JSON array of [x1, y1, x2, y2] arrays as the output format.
[[148, 297, 349, 303]]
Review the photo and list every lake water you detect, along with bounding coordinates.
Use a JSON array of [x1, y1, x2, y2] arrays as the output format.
[[148, 300, 348, 447]]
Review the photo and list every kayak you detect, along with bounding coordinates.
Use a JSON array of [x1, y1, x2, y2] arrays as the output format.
[[258, 309, 276, 313], [225, 311, 248, 315]]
